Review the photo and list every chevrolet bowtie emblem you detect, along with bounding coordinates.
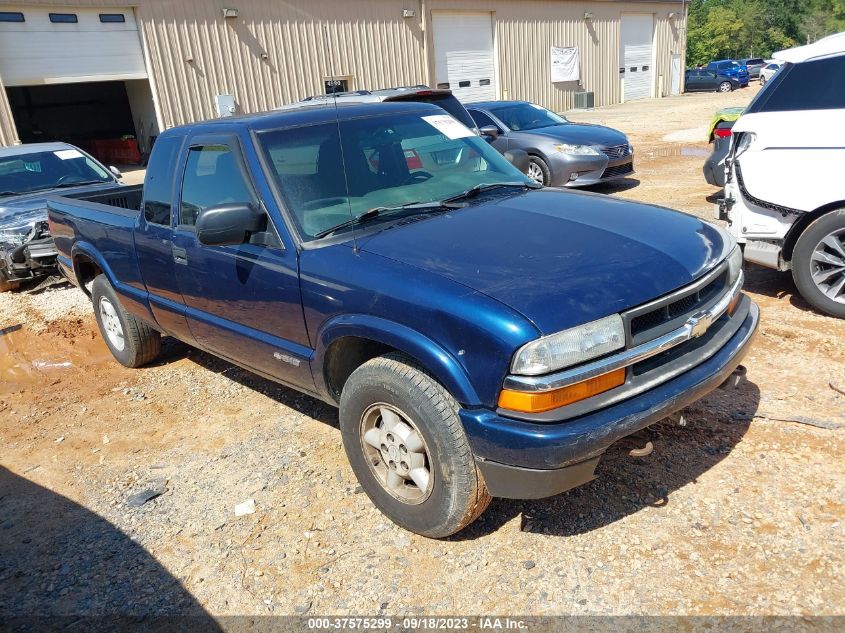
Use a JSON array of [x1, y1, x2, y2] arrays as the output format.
[[688, 310, 715, 339]]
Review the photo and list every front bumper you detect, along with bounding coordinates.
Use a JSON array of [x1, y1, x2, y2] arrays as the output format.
[[548, 153, 634, 188], [460, 298, 759, 499]]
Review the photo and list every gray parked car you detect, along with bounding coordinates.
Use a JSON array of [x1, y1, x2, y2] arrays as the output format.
[[739, 57, 767, 79], [465, 101, 634, 187]]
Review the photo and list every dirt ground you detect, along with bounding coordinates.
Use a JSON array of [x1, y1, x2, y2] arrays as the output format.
[[1, 84, 844, 619]]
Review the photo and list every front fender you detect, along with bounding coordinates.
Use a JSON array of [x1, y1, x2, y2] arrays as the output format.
[[312, 314, 481, 406]]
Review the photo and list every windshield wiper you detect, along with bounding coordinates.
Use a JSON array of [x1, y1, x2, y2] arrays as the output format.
[[51, 180, 109, 189], [443, 181, 541, 204], [312, 200, 446, 239]]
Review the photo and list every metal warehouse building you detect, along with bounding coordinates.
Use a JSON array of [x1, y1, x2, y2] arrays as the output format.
[[0, 0, 687, 155]]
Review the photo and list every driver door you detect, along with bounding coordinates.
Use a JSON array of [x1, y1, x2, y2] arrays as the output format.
[[170, 133, 313, 389]]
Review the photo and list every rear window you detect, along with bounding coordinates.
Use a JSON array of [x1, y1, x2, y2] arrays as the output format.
[[385, 93, 477, 131], [748, 56, 845, 113], [143, 136, 182, 226]]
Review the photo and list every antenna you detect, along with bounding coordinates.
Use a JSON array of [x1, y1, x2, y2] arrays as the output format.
[[322, 25, 358, 253]]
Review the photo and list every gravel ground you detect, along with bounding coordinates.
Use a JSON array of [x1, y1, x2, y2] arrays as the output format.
[[1, 86, 844, 619]]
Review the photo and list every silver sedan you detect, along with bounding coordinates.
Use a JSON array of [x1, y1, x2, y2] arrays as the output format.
[[466, 101, 634, 187]]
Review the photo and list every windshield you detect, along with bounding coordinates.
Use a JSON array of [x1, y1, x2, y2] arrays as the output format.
[[257, 111, 530, 240], [487, 103, 567, 131], [0, 148, 112, 197]]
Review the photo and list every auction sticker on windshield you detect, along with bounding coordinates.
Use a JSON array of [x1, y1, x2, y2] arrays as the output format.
[[54, 149, 84, 160], [422, 115, 474, 140]]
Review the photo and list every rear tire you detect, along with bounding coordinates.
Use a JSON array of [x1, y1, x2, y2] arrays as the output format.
[[791, 209, 845, 319], [91, 275, 161, 367], [339, 353, 491, 538], [718, 81, 733, 93]]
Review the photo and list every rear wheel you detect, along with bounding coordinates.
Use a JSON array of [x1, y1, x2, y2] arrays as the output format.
[[526, 156, 551, 186], [339, 353, 491, 538], [718, 81, 733, 93], [91, 275, 161, 367], [792, 209, 845, 318]]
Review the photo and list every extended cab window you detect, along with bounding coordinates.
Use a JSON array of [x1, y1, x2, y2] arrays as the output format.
[[180, 144, 253, 226], [143, 136, 181, 226]]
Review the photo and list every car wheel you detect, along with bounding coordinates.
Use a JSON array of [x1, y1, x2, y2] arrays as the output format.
[[339, 353, 491, 538], [92, 275, 162, 367], [526, 156, 551, 186], [760, 74, 767, 85], [718, 81, 733, 93], [791, 209, 845, 318]]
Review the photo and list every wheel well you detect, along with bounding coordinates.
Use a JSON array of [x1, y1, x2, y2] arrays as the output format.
[[73, 254, 103, 296], [782, 201, 845, 262], [323, 336, 395, 401]]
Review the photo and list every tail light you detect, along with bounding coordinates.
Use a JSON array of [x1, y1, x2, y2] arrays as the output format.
[[714, 127, 733, 139]]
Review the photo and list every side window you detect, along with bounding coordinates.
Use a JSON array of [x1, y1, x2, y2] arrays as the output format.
[[143, 136, 181, 225], [179, 144, 253, 226], [468, 109, 498, 129], [760, 56, 845, 112]]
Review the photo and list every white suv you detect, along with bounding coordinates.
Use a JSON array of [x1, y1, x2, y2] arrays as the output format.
[[721, 32, 845, 318]]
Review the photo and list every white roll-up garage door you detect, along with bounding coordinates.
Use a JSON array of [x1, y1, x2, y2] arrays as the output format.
[[620, 14, 654, 101], [432, 13, 497, 102], [0, 6, 147, 86]]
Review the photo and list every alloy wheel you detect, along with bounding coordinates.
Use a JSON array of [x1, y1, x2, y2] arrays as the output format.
[[527, 162, 544, 184], [810, 228, 845, 304], [98, 297, 126, 351], [360, 403, 433, 504]]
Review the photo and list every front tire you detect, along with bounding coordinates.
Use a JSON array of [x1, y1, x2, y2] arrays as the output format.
[[339, 353, 491, 538], [760, 74, 767, 85], [91, 275, 161, 367], [792, 209, 845, 318], [718, 81, 733, 93], [526, 156, 551, 186]]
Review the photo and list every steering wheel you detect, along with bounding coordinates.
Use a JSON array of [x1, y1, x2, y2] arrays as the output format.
[[56, 174, 86, 185], [302, 196, 350, 211], [403, 171, 433, 184]]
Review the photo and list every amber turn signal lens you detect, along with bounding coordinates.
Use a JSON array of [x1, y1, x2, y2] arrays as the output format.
[[728, 291, 742, 316], [498, 368, 626, 414]]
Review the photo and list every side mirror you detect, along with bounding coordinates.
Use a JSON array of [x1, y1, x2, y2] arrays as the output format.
[[479, 125, 500, 141], [108, 165, 123, 179], [196, 203, 265, 247], [503, 149, 530, 175]]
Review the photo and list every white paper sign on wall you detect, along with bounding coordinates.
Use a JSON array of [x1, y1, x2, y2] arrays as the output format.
[[551, 46, 580, 83]]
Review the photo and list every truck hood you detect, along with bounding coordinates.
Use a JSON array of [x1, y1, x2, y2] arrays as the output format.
[[518, 123, 628, 147], [357, 189, 729, 334], [0, 182, 117, 239]]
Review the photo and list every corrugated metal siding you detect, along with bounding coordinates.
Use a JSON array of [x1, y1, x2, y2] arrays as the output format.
[[0, 0, 686, 144]]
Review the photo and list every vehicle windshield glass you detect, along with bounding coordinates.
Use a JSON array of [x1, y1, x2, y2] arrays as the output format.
[[0, 148, 111, 196], [487, 103, 567, 131], [257, 111, 530, 240]]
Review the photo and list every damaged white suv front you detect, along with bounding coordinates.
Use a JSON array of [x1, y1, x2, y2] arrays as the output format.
[[719, 32, 845, 318]]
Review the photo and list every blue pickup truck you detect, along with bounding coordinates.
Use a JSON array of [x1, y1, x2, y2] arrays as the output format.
[[47, 101, 758, 537]]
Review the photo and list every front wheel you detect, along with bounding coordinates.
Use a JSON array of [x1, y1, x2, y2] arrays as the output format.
[[718, 81, 733, 93], [526, 156, 551, 186], [92, 275, 161, 367], [791, 209, 845, 318], [760, 74, 767, 85], [339, 353, 491, 538]]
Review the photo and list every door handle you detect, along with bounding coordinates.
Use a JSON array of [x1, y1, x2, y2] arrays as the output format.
[[172, 246, 188, 265]]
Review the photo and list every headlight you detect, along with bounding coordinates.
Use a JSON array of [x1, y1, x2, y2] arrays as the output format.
[[726, 245, 743, 285], [553, 143, 602, 156], [628, 143, 634, 154], [511, 314, 625, 376]]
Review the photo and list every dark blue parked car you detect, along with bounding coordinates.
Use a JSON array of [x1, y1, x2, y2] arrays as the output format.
[[47, 102, 758, 537], [706, 60, 750, 86]]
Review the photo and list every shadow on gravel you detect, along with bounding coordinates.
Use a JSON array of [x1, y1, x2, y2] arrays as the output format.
[[0, 466, 222, 627], [154, 338, 338, 427], [582, 177, 641, 195], [742, 262, 830, 317], [453, 379, 761, 540]]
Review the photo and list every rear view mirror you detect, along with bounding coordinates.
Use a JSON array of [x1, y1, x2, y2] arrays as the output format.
[[108, 165, 123, 179], [503, 149, 530, 175], [479, 125, 499, 141], [196, 203, 265, 247]]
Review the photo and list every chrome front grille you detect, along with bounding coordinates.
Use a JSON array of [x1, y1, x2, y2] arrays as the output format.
[[601, 144, 631, 160]]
